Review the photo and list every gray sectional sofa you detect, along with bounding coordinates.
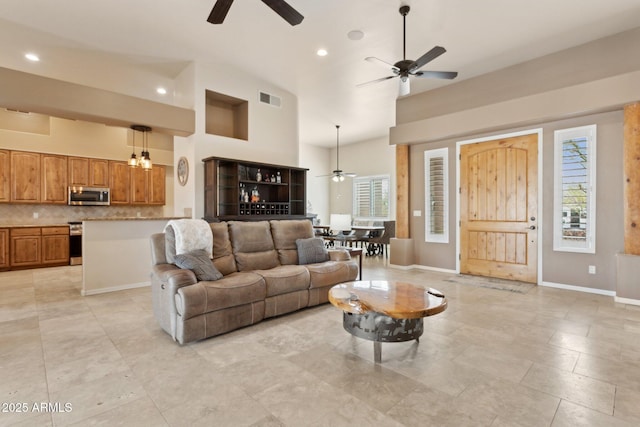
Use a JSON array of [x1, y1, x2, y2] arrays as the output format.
[[150, 219, 358, 344]]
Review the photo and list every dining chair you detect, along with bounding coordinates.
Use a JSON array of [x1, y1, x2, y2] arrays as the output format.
[[367, 220, 395, 257]]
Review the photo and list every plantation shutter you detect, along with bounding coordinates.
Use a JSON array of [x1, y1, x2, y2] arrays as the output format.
[[429, 157, 445, 234], [353, 176, 390, 219], [354, 180, 371, 217], [425, 148, 448, 243], [561, 137, 588, 242]]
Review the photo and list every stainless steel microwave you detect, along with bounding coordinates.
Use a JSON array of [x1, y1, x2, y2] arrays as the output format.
[[68, 186, 110, 206]]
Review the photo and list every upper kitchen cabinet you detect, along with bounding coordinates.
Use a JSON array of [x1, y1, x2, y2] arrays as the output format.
[[109, 161, 131, 205], [10, 151, 40, 203], [68, 157, 88, 186], [68, 157, 109, 187], [41, 154, 68, 204], [0, 150, 9, 202], [131, 165, 166, 205], [90, 159, 109, 187]]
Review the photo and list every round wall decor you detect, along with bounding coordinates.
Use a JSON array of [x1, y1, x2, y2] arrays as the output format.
[[177, 157, 189, 186]]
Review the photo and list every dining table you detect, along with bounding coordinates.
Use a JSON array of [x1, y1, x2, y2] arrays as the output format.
[[314, 224, 385, 255]]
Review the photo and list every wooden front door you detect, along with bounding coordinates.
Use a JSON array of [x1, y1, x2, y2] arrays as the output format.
[[460, 133, 538, 283]]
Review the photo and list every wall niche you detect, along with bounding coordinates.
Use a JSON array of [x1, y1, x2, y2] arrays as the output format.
[[205, 90, 248, 141]]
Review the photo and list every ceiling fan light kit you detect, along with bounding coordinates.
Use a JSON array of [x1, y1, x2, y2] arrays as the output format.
[[358, 5, 458, 96]]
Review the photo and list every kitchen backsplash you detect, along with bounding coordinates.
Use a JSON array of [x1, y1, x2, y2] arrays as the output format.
[[0, 204, 164, 225]]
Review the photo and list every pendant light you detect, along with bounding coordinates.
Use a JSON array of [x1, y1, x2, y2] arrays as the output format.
[[128, 127, 138, 167], [130, 125, 153, 170]]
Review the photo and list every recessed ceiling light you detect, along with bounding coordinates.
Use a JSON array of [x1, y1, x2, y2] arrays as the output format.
[[316, 49, 328, 57], [156, 87, 167, 95], [25, 53, 40, 62], [347, 30, 364, 41]]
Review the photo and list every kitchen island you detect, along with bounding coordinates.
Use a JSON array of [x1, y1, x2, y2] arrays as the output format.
[[82, 217, 185, 295]]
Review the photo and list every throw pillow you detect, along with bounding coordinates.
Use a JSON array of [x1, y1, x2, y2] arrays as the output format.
[[174, 249, 223, 281], [296, 237, 329, 265]]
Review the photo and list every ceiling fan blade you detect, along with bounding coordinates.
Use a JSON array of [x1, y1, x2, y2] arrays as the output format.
[[409, 46, 446, 72], [343, 173, 357, 178], [414, 70, 458, 79], [365, 57, 400, 73], [207, 0, 234, 24], [261, 0, 304, 26], [356, 75, 397, 88], [399, 78, 410, 96]]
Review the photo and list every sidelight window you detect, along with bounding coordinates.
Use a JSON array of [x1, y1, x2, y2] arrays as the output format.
[[553, 125, 596, 253]]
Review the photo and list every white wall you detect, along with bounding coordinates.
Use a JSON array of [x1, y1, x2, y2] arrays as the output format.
[[174, 61, 300, 219], [299, 143, 331, 225]]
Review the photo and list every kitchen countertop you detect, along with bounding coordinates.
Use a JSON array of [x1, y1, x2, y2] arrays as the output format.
[[0, 217, 188, 227], [82, 216, 188, 221], [0, 223, 70, 228]]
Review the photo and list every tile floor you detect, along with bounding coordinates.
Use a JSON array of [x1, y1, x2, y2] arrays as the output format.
[[2, 258, 640, 426]]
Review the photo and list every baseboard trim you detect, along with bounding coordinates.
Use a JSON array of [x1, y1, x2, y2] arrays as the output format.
[[82, 281, 150, 296], [614, 296, 640, 306], [389, 263, 457, 274], [540, 281, 615, 297]]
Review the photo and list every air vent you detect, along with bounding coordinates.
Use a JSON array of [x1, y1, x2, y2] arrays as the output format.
[[259, 91, 281, 108]]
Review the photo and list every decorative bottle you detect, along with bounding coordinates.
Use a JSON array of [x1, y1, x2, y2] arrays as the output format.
[[276, 171, 281, 183], [256, 169, 262, 182]]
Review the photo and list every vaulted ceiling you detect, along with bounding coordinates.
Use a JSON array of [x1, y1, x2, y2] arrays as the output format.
[[1, 0, 640, 146]]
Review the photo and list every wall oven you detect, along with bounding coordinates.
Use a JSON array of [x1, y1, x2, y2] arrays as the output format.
[[68, 187, 110, 206], [68, 222, 82, 265]]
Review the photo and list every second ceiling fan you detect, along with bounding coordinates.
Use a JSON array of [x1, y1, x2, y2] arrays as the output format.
[[207, 0, 304, 26], [317, 125, 356, 182], [358, 5, 458, 96]]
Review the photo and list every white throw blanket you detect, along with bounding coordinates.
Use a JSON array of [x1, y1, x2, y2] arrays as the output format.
[[165, 219, 213, 258]]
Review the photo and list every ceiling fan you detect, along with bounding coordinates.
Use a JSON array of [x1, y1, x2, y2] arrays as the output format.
[[317, 125, 356, 182], [207, 0, 304, 26], [358, 5, 458, 96]]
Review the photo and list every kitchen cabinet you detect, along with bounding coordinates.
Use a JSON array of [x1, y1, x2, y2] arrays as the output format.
[[10, 227, 41, 268], [68, 157, 89, 186], [130, 167, 148, 204], [203, 157, 307, 221], [0, 150, 9, 202], [131, 165, 166, 205], [68, 157, 109, 187], [109, 161, 131, 205], [6, 150, 165, 207], [9, 226, 69, 269], [41, 154, 68, 204], [149, 165, 166, 205], [90, 159, 109, 187], [41, 227, 69, 266], [10, 151, 40, 203], [0, 228, 8, 270]]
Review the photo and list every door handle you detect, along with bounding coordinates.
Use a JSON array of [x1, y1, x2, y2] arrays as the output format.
[[528, 225, 536, 230]]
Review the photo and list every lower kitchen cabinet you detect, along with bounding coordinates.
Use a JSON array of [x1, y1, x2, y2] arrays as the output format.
[[9, 226, 69, 269], [0, 228, 8, 270], [42, 227, 69, 265], [10, 227, 42, 268]]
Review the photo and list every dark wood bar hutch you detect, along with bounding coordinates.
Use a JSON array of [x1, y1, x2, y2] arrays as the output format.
[[203, 156, 308, 221]]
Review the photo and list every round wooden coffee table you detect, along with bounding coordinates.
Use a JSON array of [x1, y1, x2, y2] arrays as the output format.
[[328, 280, 448, 363]]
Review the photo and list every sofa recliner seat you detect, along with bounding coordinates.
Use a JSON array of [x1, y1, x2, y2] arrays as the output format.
[[150, 219, 358, 344]]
